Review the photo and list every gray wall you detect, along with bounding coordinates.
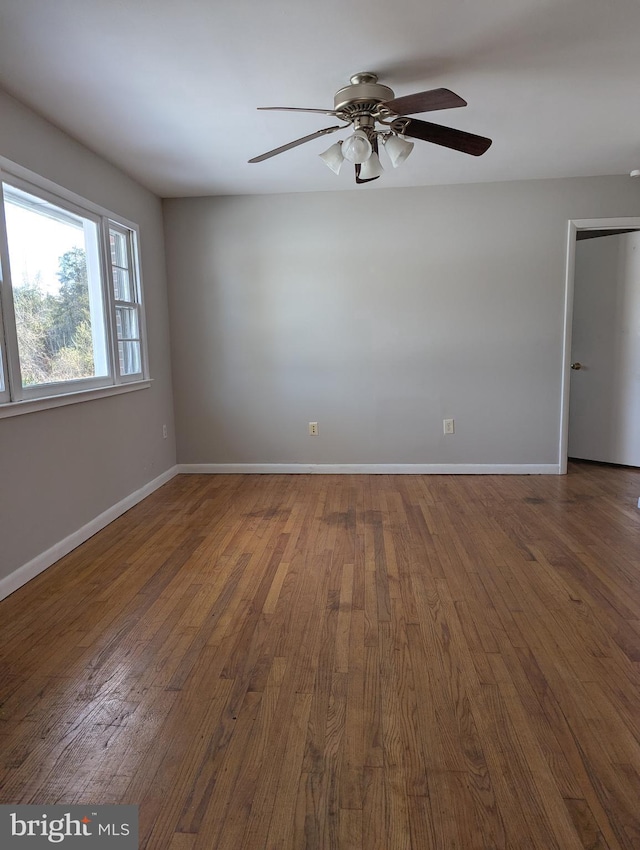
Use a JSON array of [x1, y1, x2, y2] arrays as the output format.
[[0, 90, 176, 580], [164, 177, 640, 467]]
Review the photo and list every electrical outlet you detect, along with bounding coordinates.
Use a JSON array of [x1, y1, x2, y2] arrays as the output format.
[[162, 424, 168, 439], [308, 422, 318, 436], [443, 418, 455, 435]]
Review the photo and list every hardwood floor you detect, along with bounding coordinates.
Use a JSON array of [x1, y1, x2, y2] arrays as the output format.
[[1, 462, 640, 848]]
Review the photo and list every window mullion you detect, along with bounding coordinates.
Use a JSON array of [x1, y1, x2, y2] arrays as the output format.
[[0, 303, 12, 403], [0, 179, 23, 401], [126, 229, 145, 375], [101, 217, 121, 385], [128, 226, 147, 378]]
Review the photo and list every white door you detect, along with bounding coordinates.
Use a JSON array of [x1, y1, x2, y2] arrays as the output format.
[[568, 231, 640, 466]]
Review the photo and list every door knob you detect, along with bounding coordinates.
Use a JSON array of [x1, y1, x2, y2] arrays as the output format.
[[571, 362, 582, 370]]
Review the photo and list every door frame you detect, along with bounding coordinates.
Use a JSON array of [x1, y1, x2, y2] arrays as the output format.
[[559, 216, 640, 473]]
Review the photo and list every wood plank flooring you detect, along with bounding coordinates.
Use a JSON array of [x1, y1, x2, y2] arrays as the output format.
[[1, 461, 640, 848]]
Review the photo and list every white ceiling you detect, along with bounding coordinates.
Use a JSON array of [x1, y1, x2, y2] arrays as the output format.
[[1, 0, 640, 197]]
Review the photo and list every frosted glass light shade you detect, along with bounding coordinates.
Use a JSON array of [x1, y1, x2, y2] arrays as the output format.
[[384, 133, 414, 168], [319, 141, 345, 174], [359, 151, 384, 180], [341, 130, 373, 164]]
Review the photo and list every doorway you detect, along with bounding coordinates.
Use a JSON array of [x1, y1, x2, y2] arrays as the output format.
[[560, 217, 640, 473]]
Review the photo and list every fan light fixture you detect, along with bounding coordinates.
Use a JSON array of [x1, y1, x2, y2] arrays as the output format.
[[383, 134, 414, 168], [319, 141, 345, 174], [320, 130, 412, 179], [341, 130, 373, 164], [359, 150, 384, 180]]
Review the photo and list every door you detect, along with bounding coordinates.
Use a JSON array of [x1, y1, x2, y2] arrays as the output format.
[[568, 230, 640, 466]]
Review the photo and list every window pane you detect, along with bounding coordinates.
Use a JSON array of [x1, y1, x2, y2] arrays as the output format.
[[113, 267, 132, 301], [118, 340, 141, 375], [110, 229, 128, 269], [116, 306, 139, 340], [3, 185, 108, 387]]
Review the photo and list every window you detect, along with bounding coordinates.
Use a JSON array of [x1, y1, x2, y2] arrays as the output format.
[[0, 162, 149, 414], [110, 224, 143, 377]]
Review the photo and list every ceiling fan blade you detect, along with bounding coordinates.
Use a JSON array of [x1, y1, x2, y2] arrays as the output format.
[[248, 126, 342, 163], [402, 118, 492, 156], [382, 88, 467, 116], [258, 107, 338, 115]]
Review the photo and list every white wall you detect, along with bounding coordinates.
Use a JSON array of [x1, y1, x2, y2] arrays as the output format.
[[0, 89, 176, 583], [164, 177, 640, 469]]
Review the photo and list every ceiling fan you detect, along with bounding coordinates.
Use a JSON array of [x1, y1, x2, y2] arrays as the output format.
[[249, 72, 492, 184]]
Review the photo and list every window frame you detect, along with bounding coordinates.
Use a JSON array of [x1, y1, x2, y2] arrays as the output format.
[[106, 220, 148, 384], [0, 184, 14, 405], [0, 158, 150, 417]]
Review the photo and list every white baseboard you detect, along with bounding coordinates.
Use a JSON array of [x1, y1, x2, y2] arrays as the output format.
[[177, 463, 561, 475], [0, 460, 561, 602], [0, 465, 179, 602]]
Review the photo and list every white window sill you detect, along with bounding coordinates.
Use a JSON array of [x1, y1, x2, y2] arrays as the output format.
[[0, 379, 152, 419]]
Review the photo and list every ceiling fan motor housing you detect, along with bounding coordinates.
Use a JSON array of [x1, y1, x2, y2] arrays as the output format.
[[333, 73, 394, 112]]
